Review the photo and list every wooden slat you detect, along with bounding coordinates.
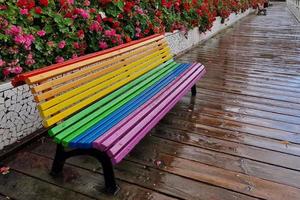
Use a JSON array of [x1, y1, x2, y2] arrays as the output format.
[[93, 64, 203, 150], [11, 34, 163, 86], [109, 64, 206, 164], [55, 62, 180, 145], [49, 59, 176, 136], [26, 35, 165, 84], [39, 47, 171, 114], [43, 53, 173, 127], [32, 40, 167, 95]]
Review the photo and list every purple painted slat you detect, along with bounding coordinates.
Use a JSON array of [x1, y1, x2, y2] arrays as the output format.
[[92, 63, 204, 151], [109, 66, 206, 164]]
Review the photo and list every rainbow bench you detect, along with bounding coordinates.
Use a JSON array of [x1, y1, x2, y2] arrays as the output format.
[[12, 34, 206, 194]]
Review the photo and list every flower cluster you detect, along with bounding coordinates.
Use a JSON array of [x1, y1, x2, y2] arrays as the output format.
[[0, 0, 264, 80]]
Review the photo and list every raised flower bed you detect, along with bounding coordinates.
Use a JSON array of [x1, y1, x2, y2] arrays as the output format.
[[0, 0, 258, 150]]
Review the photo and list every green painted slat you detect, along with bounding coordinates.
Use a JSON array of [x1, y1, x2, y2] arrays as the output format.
[[49, 59, 174, 136], [59, 62, 180, 146]]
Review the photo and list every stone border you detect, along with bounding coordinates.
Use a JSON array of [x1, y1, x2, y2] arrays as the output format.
[[0, 8, 254, 150], [287, 0, 300, 22], [165, 9, 255, 55]]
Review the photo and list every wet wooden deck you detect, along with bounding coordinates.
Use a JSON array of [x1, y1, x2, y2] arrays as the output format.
[[1, 2, 300, 200]]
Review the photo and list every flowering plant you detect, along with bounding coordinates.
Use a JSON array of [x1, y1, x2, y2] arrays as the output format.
[[0, 0, 264, 80]]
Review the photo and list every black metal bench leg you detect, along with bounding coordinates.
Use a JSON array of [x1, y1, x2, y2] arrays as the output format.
[[191, 85, 197, 96], [97, 153, 120, 195], [50, 144, 66, 176]]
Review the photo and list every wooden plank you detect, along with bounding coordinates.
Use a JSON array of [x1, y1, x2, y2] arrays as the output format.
[[197, 82, 300, 104], [0, 169, 94, 200], [201, 78, 300, 99], [29, 139, 259, 200], [34, 42, 168, 102], [70, 63, 194, 147], [196, 88, 300, 115], [109, 64, 205, 164], [49, 60, 176, 136], [25, 35, 165, 84], [159, 117, 300, 156], [39, 47, 170, 113], [153, 125, 300, 171], [32, 40, 167, 94], [164, 112, 300, 143], [43, 54, 173, 127], [170, 102, 300, 134], [57, 62, 181, 145], [179, 96, 300, 125], [93, 64, 201, 150], [126, 136, 300, 189], [12, 34, 162, 86], [5, 151, 177, 200], [156, 154, 300, 200]]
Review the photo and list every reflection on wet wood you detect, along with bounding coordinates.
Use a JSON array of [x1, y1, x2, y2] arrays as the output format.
[[1, 2, 300, 200]]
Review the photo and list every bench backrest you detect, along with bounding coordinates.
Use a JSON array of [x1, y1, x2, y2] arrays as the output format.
[[14, 34, 172, 128]]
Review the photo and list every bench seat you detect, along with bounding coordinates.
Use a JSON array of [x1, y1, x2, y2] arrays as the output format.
[[49, 61, 205, 164], [12, 34, 206, 194]]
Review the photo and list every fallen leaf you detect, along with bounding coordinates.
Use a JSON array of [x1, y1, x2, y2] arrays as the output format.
[[280, 140, 290, 148], [0, 166, 10, 175]]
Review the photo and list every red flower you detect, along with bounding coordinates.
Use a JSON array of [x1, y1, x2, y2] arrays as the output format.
[[39, 0, 49, 7], [124, 2, 134, 13], [144, 29, 150, 34], [77, 30, 85, 39], [35, 7, 42, 14], [17, 0, 35, 10], [112, 21, 120, 28]]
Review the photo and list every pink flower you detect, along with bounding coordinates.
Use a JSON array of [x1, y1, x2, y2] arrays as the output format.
[[15, 34, 35, 50], [0, 5, 8, 10], [6, 25, 22, 36], [2, 68, 10, 76], [80, 9, 89, 19], [83, 0, 90, 6], [89, 21, 102, 32], [73, 42, 80, 49], [25, 53, 35, 66], [11, 66, 23, 74], [135, 6, 144, 15], [58, 40, 66, 49], [20, 8, 29, 15], [37, 30, 46, 37], [104, 29, 116, 37], [99, 41, 108, 49], [55, 56, 64, 63], [72, 53, 78, 59], [0, 59, 5, 67]]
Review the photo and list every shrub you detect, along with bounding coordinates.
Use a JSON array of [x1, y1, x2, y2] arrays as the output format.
[[0, 0, 263, 80]]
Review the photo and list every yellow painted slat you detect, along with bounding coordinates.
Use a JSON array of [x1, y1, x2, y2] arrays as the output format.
[[40, 48, 171, 117], [26, 36, 165, 84], [34, 43, 168, 102], [38, 47, 170, 112], [43, 54, 172, 127], [31, 40, 167, 94]]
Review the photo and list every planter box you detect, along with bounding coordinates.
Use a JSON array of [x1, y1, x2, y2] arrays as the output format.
[[0, 8, 254, 150]]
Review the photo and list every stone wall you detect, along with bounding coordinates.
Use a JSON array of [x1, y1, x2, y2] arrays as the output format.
[[287, 0, 300, 21], [0, 83, 42, 150], [0, 9, 254, 150]]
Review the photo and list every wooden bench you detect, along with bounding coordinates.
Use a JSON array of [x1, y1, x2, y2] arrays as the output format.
[[12, 34, 206, 194]]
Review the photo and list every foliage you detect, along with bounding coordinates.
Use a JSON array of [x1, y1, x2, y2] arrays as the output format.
[[0, 0, 264, 80]]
